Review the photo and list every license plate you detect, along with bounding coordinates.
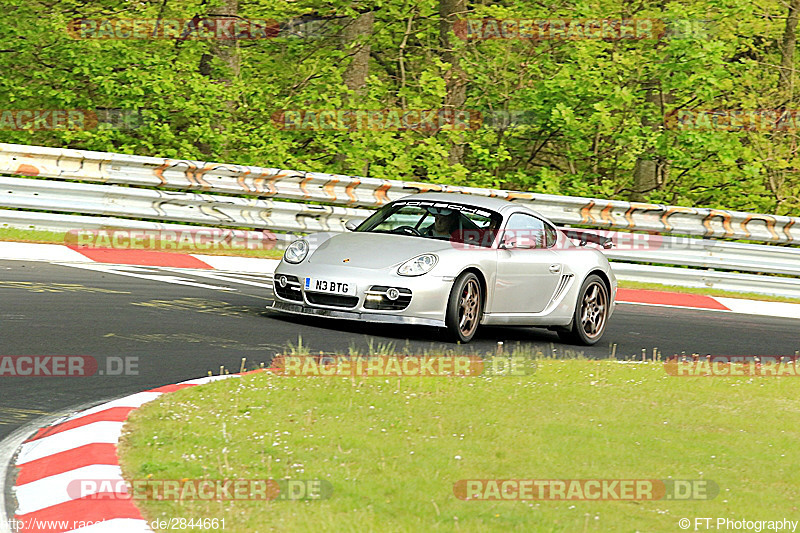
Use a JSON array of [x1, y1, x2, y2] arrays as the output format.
[[304, 277, 356, 296]]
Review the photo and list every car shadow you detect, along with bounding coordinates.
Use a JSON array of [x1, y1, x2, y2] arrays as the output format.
[[263, 309, 564, 345]]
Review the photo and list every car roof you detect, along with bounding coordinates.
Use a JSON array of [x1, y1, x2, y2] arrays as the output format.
[[396, 192, 541, 217]]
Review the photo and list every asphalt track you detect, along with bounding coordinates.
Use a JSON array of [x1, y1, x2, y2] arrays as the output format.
[[1, 257, 799, 513]]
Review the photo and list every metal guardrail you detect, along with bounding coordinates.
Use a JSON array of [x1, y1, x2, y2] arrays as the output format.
[[0, 176, 371, 234], [0, 209, 296, 246], [2, 142, 800, 244], [1, 143, 800, 298], [574, 229, 800, 277], [3, 174, 798, 277]]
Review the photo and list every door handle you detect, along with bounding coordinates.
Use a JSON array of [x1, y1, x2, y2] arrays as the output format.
[[549, 264, 561, 274]]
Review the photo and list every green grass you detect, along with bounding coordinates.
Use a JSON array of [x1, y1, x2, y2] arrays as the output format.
[[0, 226, 69, 244], [119, 358, 800, 532]]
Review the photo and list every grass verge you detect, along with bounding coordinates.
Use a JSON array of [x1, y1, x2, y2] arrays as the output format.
[[0, 227, 69, 245], [119, 357, 800, 532]]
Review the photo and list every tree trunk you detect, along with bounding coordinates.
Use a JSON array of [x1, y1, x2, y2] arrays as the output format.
[[197, 0, 240, 158], [769, 0, 800, 211], [199, 0, 240, 82], [341, 11, 374, 95], [631, 159, 659, 202], [336, 11, 374, 171], [779, 0, 800, 90], [439, 0, 466, 167], [630, 81, 669, 202]]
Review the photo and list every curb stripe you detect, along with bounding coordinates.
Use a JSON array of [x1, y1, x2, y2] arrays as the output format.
[[17, 422, 124, 466], [16, 496, 144, 533], [145, 384, 196, 394], [58, 394, 163, 425], [27, 408, 135, 443], [65, 246, 213, 270], [10, 380, 219, 531], [16, 464, 123, 514], [615, 301, 735, 314], [15, 444, 119, 486], [616, 288, 731, 311]]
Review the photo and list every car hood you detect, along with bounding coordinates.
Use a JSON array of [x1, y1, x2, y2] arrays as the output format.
[[307, 232, 450, 269]]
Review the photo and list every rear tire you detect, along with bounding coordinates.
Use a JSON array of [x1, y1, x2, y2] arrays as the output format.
[[445, 272, 482, 343], [557, 274, 609, 345]]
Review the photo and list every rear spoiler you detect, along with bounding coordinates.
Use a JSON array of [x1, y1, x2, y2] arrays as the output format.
[[559, 228, 613, 249]]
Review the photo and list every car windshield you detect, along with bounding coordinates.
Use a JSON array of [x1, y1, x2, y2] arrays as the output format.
[[355, 200, 503, 247]]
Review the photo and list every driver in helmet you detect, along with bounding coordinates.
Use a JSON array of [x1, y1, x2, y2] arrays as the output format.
[[423, 208, 459, 238]]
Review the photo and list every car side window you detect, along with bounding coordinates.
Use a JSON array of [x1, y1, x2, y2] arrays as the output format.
[[504, 213, 547, 249]]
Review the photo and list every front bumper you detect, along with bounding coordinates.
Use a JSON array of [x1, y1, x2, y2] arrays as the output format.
[[271, 262, 451, 327], [271, 300, 445, 327]]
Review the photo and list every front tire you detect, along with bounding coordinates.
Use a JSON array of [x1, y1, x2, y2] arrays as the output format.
[[445, 272, 482, 343], [557, 274, 609, 345]]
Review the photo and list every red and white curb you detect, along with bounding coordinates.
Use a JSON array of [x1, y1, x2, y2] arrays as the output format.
[[0, 242, 273, 274], [2, 240, 800, 320], [615, 287, 800, 320], [9, 375, 239, 533]]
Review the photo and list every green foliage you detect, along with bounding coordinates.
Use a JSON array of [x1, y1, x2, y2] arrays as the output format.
[[1, 0, 799, 214]]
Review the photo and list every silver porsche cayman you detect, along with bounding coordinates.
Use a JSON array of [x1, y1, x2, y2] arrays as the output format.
[[271, 192, 616, 344]]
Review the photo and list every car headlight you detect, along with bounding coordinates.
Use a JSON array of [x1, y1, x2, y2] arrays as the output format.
[[398, 254, 438, 276], [284, 240, 309, 264]]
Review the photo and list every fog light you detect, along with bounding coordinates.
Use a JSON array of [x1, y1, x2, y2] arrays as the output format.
[[278, 275, 287, 288], [386, 287, 400, 301]]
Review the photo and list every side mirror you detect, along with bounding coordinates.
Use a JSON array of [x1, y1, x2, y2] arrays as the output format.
[[344, 219, 361, 231]]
